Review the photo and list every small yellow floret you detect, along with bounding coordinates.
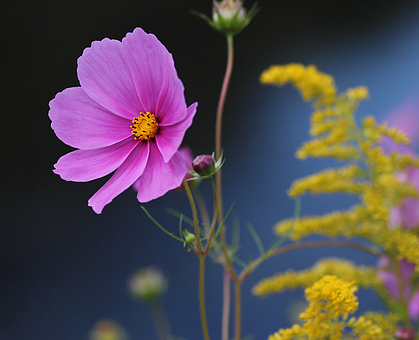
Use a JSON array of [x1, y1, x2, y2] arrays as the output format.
[[346, 86, 369, 101], [260, 64, 337, 106]]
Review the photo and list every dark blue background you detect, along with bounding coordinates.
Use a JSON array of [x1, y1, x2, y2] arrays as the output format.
[[2, 1, 419, 339]]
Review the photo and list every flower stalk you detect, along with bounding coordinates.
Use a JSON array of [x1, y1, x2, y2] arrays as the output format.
[[213, 33, 244, 340], [199, 255, 211, 340], [183, 178, 203, 254]]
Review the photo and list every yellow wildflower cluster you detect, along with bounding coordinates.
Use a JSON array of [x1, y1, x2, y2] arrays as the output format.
[[260, 64, 336, 106], [304, 275, 358, 316], [363, 116, 410, 145], [263, 64, 419, 267], [275, 205, 379, 241], [347, 316, 391, 340], [382, 228, 419, 270], [288, 165, 367, 197], [268, 276, 391, 340], [352, 312, 399, 338], [253, 257, 380, 297], [346, 86, 369, 101]]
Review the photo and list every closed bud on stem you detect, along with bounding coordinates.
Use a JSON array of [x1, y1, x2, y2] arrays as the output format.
[[395, 328, 416, 340], [128, 266, 167, 303], [188, 152, 224, 180], [213, 0, 245, 21], [193, 0, 258, 36], [183, 229, 196, 244], [193, 155, 216, 177]]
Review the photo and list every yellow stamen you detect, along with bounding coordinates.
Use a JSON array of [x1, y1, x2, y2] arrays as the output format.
[[130, 112, 159, 140]]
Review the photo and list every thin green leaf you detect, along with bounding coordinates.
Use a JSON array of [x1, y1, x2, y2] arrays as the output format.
[[231, 217, 241, 250], [166, 208, 194, 227], [268, 197, 301, 252], [141, 206, 184, 242], [178, 214, 186, 247], [246, 222, 264, 256], [233, 257, 248, 270], [211, 202, 235, 246]]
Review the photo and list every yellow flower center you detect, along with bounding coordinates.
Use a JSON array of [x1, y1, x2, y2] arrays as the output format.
[[130, 112, 159, 140]]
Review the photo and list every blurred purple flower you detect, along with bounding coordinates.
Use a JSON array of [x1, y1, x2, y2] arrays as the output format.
[[380, 98, 419, 229], [49, 28, 197, 213], [409, 291, 419, 320], [377, 257, 419, 321], [382, 98, 419, 152], [390, 167, 419, 229]]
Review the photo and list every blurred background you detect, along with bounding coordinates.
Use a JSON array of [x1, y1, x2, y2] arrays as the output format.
[[2, 0, 419, 339]]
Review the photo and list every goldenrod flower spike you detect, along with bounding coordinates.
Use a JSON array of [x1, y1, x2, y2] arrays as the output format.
[[260, 64, 337, 106], [267, 276, 394, 340], [261, 64, 419, 267], [253, 257, 380, 297]]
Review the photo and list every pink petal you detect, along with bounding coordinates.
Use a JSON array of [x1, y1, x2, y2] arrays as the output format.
[[122, 28, 187, 125], [49, 87, 131, 150], [77, 38, 144, 120], [53, 138, 138, 182], [88, 142, 150, 213], [178, 146, 194, 171], [135, 143, 187, 202], [155, 103, 198, 162]]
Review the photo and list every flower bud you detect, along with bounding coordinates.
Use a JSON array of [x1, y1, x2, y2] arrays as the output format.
[[89, 320, 127, 340], [395, 328, 416, 340], [193, 1, 258, 37], [192, 155, 216, 177], [128, 266, 167, 303], [183, 229, 196, 244], [212, 0, 258, 36], [213, 0, 245, 22]]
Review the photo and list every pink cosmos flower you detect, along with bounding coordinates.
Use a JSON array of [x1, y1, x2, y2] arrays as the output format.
[[49, 28, 197, 213]]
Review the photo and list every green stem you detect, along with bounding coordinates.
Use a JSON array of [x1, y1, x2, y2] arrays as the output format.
[[234, 281, 242, 340], [215, 34, 234, 224], [222, 270, 231, 340], [199, 256, 211, 340], [392, 257, 413, 329], [195, 188, 211, 229], [183, 178, 203, 253], [204, 177, 219, 254], [214, 34, 236, 340]]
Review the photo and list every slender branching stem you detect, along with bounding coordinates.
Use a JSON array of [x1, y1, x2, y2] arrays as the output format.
[[195, 188, 211, 228], [215, 34, 234, 223], [214, 33, 236, 340], [183, 178, 203, 254], [222, 270, 231, 340], [199, 256, 211, 340], [234, 281, 242, 340], [392, 257, 413, 329], [204, 177, 219, 254]]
